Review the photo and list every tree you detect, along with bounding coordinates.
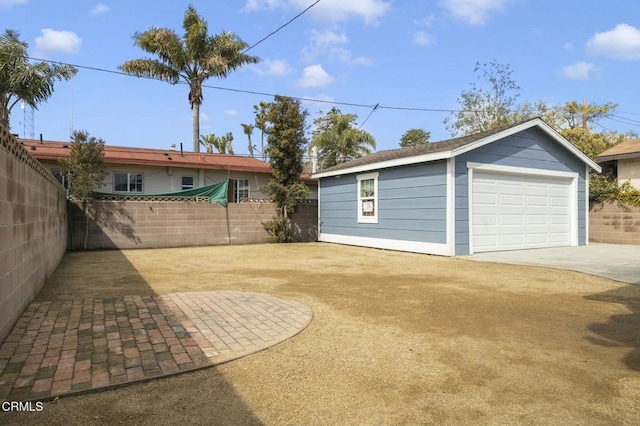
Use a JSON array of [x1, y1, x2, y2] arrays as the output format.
[[444, 59, 520, 136], [241, 123, 255, 157], [0, 29, 77, 129], [511, 100, 630, 161], [253, 101, 269, 159], [61, 130, 107, 249], [199, 132, 233, 154], [310, 107, 376, 170], [399, 128, 431, 148], [199, 133, 216, 153], [259, 95, 310, 242], [119, 6, 259, 152]]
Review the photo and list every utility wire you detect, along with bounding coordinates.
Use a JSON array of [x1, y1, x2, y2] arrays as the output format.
[[243, 0, 321, 54]]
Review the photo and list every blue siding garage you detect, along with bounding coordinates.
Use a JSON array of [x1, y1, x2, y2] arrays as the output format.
[[314, 118, 601, 256]]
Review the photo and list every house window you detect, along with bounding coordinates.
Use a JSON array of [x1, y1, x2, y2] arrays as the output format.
[[357, 172, 379, 223], [114, 173, 143, 193], [51, 168, 69, 189], [181, 176, 194, 190], [231, 179, 250, 203]]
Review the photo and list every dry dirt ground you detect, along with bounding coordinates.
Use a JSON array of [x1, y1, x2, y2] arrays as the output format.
[[4, 243, 640, 425]]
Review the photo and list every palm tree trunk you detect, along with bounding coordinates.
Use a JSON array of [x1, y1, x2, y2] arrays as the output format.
[[193, 102, 200, 152]]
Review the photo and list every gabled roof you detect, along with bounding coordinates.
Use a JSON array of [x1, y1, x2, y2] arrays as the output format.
[[596, 139, 640, 162], [313, 118, 601, 178], [20, 139, 273, 174]]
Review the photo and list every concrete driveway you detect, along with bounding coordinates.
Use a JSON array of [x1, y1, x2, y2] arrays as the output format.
[[466, 243, 640, 284]]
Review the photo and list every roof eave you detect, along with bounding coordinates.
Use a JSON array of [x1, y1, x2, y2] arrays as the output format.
[[451, 118, 602, 173], [314, 118, 602, 178], [312, 151, 452, 178]]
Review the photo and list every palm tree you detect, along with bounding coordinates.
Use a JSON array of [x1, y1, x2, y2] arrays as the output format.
[[310, 108, 376, 170], [0, 29, 77, 129], [253, 101, 269, 159], [119, 6, 260, 152], [199, 134, 216, 153], [241, 123, 255, 157]]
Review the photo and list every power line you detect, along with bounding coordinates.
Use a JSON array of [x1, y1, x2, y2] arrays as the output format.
[[243, 0, 321, 54]]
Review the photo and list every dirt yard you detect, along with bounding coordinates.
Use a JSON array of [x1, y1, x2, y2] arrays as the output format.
[[5, 243, 640, 425]]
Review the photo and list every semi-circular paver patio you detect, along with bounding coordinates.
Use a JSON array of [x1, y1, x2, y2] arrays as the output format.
[[0, 291, 312, 402]]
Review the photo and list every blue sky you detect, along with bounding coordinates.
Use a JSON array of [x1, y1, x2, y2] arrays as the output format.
[[3, 0, 640, 155]]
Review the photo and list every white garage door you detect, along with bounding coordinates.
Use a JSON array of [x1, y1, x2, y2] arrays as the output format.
[[472, 171, 573, 253]]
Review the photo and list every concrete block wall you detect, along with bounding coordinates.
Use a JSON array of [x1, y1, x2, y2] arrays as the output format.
[[0, 127, 67, 342], [590, 202, 640, 245], [69, 200, 318, 250]]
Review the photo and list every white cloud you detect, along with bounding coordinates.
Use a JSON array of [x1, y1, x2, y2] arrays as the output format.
[[34, 29, 82, 56], [563, 41, 573, 51], [0, 0, 28, 8], [560, 61, 595, 80], [224, 110, 238, 116], [438, 0, 507, 26], [91, 3, 110, 15], [297, 64, 334, 88], [302, 29, 371, 65], [200, 113, 210, 121], [413, 31, 435, 46], [586, 23, 640, 61], [253, 59, 293, 77], [242, 0, 391, 25]]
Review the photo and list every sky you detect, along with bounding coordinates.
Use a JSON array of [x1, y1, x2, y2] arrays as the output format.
[[3, 0, 640, 156]]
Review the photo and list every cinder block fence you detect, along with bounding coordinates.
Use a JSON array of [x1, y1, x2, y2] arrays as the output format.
[[589, 202, 640, 245], [0, 128, 68, 342], [69, 200, 318, 250]]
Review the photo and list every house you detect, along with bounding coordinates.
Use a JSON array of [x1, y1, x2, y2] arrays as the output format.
[[20, 139, 318, 201], [313, 118, 601, 256], [596, 139, 640, 189]]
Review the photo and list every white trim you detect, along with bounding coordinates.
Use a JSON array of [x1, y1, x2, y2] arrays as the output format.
[[317, 178, 322, 236], [467, 163, 579, 254], [585, 165, 589, 245], [357, 172, 379, 224], [313, 151, 450, 178], [312, 118, 601, 178], [454, 119, 601, 173], [446, 158, 456, 256], [466, 162, 580, 179], [319, 233, 452, 257], [467, 166, 475, 255]]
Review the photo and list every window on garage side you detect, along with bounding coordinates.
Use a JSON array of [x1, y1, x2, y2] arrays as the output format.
[[114, 173, 143, 193], [357, 172, 379, 223], [181, 176, 194, 190]]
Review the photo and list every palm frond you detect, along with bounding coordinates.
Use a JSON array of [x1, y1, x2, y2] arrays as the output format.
[[119, 59, 180, 83]]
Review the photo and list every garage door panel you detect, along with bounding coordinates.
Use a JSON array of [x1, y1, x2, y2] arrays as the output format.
[[472, 170, 573, 253]]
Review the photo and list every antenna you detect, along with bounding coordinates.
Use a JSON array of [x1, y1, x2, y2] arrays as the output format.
[[20, 101, 34, 139]]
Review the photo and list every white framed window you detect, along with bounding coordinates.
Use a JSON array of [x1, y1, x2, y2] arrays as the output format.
[[181, 176, 194, 190], [114, 173, 143, 193], [232, 179, 250, 203], [357, 172, 379, 223]]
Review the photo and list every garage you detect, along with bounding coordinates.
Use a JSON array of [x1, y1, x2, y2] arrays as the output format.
[[471, 169, 576, 253], [315, 118, 600, 256]]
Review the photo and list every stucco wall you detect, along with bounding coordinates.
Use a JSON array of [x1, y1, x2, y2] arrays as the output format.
[[589, 201, 640, 245], [38, 159, 318, 199], [69, 200, 317, 250], [618, 158, 640, 189], [0, 128, 67, 343]]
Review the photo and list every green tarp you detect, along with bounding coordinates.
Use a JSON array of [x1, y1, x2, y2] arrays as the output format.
[[94, 180, 228, 206]]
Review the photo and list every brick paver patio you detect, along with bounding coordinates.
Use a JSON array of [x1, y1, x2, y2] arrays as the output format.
[[0, 291, 312, 402]]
